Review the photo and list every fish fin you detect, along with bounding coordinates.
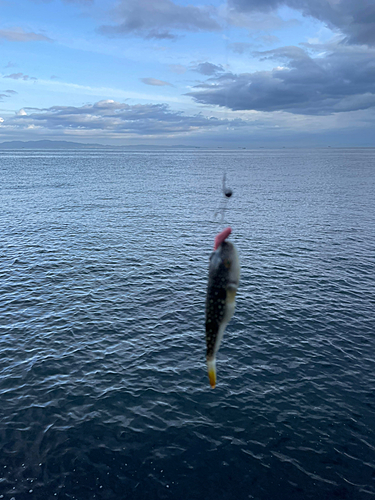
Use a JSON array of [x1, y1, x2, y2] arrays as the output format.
[[207, 358, 216, 388], [226, 287, 237, 303]]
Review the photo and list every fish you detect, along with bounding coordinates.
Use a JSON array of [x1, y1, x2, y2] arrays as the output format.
[[205, 227, 240, 388]]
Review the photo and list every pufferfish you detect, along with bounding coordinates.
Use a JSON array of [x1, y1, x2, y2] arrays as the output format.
[[205, 227, 240, 388]]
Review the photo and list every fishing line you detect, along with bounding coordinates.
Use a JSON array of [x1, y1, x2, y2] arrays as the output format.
[[214, 172, 233, 224], [213, 8, 233, 230]]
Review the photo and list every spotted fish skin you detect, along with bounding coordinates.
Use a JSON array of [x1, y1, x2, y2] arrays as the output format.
[[205, 240, 240, 388]]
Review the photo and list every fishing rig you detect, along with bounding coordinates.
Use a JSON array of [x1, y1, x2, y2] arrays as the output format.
[[214, 173, 233, 224]]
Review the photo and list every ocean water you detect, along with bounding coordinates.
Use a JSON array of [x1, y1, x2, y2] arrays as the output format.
[[1, 148, 375, 500]]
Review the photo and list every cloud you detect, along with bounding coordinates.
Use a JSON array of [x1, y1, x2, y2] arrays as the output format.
[[3, 73, 37, 81], [187, 44, 375, 115], [0, 100, 246, 137], [0, 89, 18, 100], [140, 78, 172, 86], [2, 89, 18, 95], [228, 0, 375, 45], [168, 64, 187, 74], [260, 34, 280, 45], [192, 62, 225, 76], [1, 99, 374, 146], [229, 36, 279, 54], [28, 0, 93, 3], [229, 42, 253, 54], [0, 28, 52, 42], [227, 7, 300, 32], [99, 0, 221, 39]]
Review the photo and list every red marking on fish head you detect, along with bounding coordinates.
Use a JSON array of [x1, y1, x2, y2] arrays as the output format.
[[214, 227, 232, 250]]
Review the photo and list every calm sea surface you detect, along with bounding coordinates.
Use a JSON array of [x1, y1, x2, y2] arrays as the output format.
[[1, 148, 375, 500]]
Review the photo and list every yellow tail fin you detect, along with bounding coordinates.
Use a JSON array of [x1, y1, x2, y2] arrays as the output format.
[[207, 358, 216, 388]]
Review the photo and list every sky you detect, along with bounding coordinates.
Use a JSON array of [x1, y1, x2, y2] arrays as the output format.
[[0, 0, 375, 146]]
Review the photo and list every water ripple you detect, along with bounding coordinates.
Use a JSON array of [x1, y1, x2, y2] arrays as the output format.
[[1, 148, 375, 500]]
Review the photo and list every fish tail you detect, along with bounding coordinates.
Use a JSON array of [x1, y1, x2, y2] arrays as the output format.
[[207, 357, 216, 389]]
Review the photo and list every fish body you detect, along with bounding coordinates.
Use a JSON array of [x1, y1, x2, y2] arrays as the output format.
[[205, 228, 240, 388]]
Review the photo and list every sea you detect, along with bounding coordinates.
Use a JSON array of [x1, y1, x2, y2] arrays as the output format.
[[1, 148, 374, 500]]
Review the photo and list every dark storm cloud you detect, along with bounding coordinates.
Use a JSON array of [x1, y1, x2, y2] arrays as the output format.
[[3, 100, 246, 136], [192, 62, 225, 76], [99, 0, 220, 39], [188, 44, 375, 115], [228, 0, 375, 45]]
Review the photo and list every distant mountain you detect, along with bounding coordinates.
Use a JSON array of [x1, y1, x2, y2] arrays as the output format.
[[0, 140, 200, 150], [0, 140, 110, 149]]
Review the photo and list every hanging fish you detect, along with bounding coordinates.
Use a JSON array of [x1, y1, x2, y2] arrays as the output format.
[[205, 227, 240, 388]]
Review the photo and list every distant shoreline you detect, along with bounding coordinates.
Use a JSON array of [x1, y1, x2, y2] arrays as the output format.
[[0, 140, 200, 150], [0, 140, 374, 150]]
